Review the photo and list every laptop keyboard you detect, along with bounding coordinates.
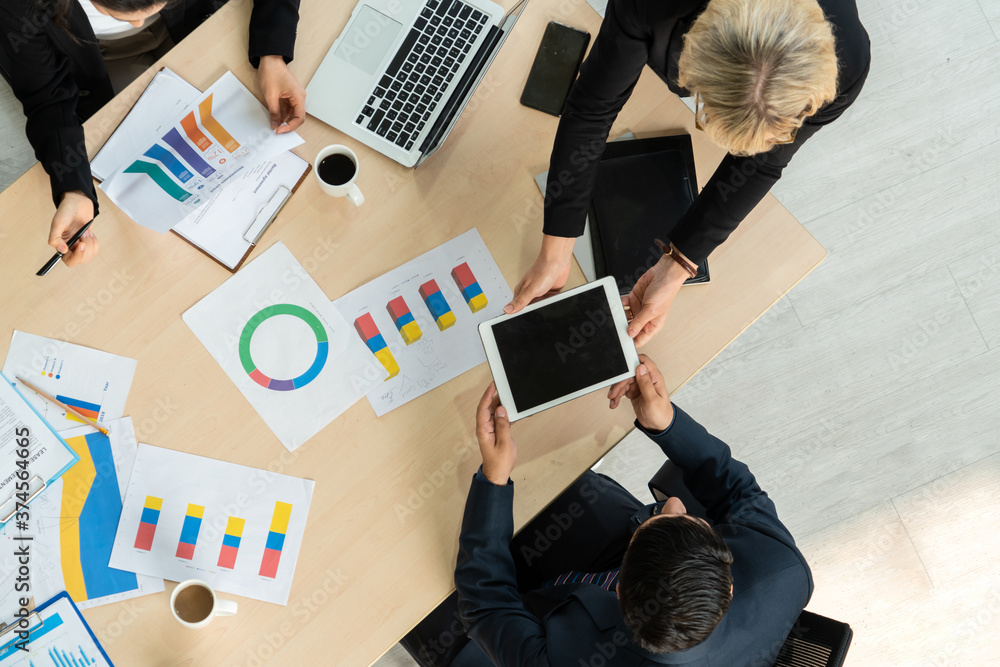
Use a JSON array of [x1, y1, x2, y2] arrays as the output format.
[[355, 0, 487, 151]]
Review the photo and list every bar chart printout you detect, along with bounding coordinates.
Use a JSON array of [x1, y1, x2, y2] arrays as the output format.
[[354, 313, 400, 380], [260, 502, 293, 579], [452, 262, 489, 312], [134, 496, 162, 551], [419, 280, 457, 331], [218, 517, 245, 569], [176, 504, 205, 560], [387, 296, 423, 345]]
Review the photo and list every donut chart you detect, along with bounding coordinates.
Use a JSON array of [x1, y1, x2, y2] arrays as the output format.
[[239, 304, 328, 391]]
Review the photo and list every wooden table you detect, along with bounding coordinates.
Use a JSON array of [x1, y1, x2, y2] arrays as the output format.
[[0, 0, 824, 664]]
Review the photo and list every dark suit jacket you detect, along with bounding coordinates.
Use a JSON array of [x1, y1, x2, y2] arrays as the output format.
[[543, 0, 871, 263], [454, 406, 813, 666], [0, 0, 299, 212]]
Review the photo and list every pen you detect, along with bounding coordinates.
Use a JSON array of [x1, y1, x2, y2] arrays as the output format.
[[14, 376, 111, 436], [36, 218, 95, 276]]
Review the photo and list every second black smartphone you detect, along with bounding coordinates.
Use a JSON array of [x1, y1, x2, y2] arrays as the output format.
[[520, 22, 591, 117]]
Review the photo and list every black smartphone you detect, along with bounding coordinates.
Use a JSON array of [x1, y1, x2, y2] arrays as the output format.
[[520, 22, 591, 117]]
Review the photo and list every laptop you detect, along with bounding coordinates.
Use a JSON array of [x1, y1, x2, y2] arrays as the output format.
[[306, 0, 528, 168]]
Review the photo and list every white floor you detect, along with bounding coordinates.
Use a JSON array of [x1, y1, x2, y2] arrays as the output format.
[[2, 0, 998, 665]]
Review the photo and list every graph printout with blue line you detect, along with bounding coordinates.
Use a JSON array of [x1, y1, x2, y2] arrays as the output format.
[[0, 594, 113, 666]]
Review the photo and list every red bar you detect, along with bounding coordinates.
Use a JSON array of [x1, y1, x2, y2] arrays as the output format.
[[218, 544, 239, 569], [259, 547, 282, 578], [134, 522, 156, 551], [451, 263, 475, 290], [419, 280, 440, 301], [180, 111, 212, 151], [386, 296, 411, 321], [249, 369, 270, 388], [354, 313, 380, 341], [176, 542, 196, 560]]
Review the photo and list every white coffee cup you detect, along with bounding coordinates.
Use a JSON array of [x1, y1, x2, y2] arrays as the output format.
[[170, 579, 237, 629], [314, 145, 364, 206]]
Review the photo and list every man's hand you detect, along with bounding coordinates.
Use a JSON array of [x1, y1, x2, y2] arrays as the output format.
[[505, 235, 575, 314], [607, 354, 674, 432], [257, 55, 306, 133], [475, 382, 518, 485], [49, 191, 98, 268], [623, 255, 690, 346]]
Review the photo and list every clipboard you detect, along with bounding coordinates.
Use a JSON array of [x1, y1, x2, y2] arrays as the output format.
[[0, 374, 79, 528], [0, 592, 114, 665]]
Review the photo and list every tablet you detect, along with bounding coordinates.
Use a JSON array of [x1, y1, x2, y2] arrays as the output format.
[[478, 277, 640, 421]]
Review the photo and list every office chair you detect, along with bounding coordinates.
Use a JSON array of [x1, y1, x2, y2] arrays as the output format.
[[648, 460, 854, 667]]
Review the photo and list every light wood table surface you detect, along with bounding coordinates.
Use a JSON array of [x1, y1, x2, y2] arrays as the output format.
[[0, 0, 824, 664]]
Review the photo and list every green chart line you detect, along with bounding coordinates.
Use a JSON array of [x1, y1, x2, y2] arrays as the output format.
[[124, 160, 193, 202]]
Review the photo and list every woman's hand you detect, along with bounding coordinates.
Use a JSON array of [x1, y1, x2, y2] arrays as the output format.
[[475, 382, 518, 486], [49, 191, 98, 268], [623, 255, 690, 346], [257, 55, 306, 133], [505, 235, 575, 314]]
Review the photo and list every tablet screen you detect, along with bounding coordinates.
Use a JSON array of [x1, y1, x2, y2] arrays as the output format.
[[492, 285, 629, 412]]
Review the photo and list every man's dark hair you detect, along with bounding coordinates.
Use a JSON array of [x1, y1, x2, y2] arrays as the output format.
[[618, 517, 734, 653], [40, 0, 179, 36]]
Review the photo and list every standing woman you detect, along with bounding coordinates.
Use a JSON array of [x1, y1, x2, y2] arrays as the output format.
[[506, 0, 870, 345], [0, 0, 307, 268]]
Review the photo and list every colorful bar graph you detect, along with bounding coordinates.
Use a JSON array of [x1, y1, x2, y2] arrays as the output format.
[[387, 296, 422, 345], [259, 501, 293, 579], [0, 612, 62, 661], [419, 280, 457, 331], [142, 143, 193, 183], [198, 94, 240, 152], [354, 313, 400, 380], [134, 496, 162, 551], [180, 111, 212, 150], [56, 395, 100, 422], [451, 263, 488, 313], [123, 160, 193, 202], [162, 127, 215, 176], [175, 503, 205, 560], [218, 516, 245, 569]]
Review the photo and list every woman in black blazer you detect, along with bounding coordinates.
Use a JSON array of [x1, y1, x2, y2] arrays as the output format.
[[504, 0, 870, 347], [0, 0, 306, 268]]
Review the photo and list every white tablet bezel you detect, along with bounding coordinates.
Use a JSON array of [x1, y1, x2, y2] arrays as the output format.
[[478, 276, 640, 421]]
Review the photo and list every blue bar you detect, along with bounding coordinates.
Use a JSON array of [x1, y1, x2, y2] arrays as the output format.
[[293, 341, 328, 388], [222, 533, 241, 548], [162, 127, 216, 177], [143, 143, 193, 183], [265, 530, 285, 551], [364, 334, 387, 353], [462, 282, 484, 300], [79, 645, 91, 665], [140, 507, 160, 525], [425, 292, 451, 318], [394, 311, 415, 327], [179, 515, 202, 545]]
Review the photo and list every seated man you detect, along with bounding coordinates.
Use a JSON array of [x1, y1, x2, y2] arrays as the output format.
[[404, 354, 812, 665]]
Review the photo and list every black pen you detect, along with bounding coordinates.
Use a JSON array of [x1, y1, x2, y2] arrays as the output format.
[[36, 218, 95, 276]]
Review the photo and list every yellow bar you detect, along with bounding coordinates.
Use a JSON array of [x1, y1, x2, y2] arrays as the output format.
[[61, 435, 95, 602], [269, 501, 293, 534], [145, 496, 163, 511], [435, 311, 457, 331], [198, 94, 240, 153], [374, 347, 400, 379], [468, 293, 488, 313], [226, 517, 246, 538], [400, 321, 422, 345], [187, 503, 205, 519]]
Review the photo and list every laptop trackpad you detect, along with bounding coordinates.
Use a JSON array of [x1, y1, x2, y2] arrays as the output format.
[[335, 6, 404, 75]]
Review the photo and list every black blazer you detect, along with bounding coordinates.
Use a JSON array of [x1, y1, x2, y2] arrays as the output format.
[[0, 0, 300, 212], [543, 0, 871, 263], [453, 406, 813, 666]]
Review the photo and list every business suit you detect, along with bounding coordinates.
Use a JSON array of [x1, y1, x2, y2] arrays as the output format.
[[0, 0, 299, 212], [444, 405, 813, 666], [543, 0, 871, 263]]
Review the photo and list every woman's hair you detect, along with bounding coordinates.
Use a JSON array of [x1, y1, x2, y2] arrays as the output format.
[[677, 0, 839, 156]]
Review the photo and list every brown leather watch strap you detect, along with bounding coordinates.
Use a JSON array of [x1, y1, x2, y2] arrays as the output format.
[[654, 238, 697, 279]]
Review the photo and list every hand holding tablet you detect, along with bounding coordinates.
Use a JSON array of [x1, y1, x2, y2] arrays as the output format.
[[479, 277, 641, 421]]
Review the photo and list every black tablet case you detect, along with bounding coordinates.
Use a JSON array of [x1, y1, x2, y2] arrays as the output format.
[[588, 134, 709, 295]]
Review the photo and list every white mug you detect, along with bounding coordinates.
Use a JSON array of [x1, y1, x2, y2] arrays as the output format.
[[170, 579, 237, 629], [314, 145, 364, 206]]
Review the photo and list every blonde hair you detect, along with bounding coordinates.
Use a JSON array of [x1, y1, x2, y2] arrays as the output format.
[[677, 0, 839, 156]]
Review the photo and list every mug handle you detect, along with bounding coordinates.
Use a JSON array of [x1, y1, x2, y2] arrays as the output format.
[[214, 599, 238, 617], [347, 182, 365, 207]]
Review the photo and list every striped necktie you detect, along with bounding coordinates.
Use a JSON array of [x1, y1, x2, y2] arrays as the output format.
[[542, 568, 620, 591]]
